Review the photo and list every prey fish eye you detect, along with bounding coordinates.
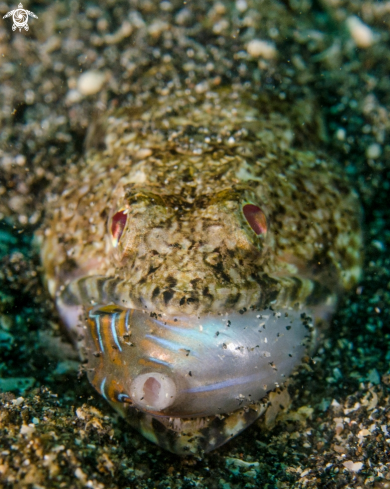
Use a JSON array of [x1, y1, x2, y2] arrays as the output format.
[[39, 88, 363, 456]]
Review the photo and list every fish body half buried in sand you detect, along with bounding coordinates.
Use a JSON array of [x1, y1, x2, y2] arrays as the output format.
[[39, 88, 362, 455]]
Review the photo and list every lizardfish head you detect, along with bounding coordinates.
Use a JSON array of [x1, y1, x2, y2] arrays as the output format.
[[55, 182, 325, 455], [104, 184, 278, 316], [54, 178, 330, 455]]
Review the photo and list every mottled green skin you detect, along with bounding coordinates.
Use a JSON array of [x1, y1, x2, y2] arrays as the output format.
[[41, 89, 362, 317]]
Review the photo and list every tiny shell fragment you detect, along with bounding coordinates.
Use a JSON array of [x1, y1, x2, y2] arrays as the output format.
[[246, 39, 277, 59], [343, 461, 363, 472], [77, 70, 105, 96], [346, 16, 374, 48]]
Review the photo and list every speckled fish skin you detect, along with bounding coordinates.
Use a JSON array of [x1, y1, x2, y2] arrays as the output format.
[[39, 87, 363, 455]]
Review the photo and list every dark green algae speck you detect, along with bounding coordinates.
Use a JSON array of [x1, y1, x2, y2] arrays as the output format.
[[1, 0, 390, 487]]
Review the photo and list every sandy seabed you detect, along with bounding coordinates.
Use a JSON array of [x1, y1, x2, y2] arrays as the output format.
[[1, 0, 390, 487]]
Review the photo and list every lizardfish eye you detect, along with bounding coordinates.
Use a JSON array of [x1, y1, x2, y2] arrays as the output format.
[[242, 204, 267, 236], [111, 209, 128, 247]]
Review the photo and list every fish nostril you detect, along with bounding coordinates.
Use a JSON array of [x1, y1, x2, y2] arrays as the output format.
[[130, 372, 176, 412]]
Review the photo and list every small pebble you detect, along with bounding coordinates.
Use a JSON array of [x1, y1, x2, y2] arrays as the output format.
[[343, 461, 363, 472], [366, 143, 382, 159], [65, 89, 83, 105], [12, 397, 24, 406], [20, 424, 35, 436], [236, 0, 248, 12], [148, 20, 169, 39], [74, 467, 87, 483], [77, 70, 106, 96], [336, 128, 346, 141], [160, 1, 173, 11], [175, 8, 192, 25], [346, 16, 374, 48], [246, 39, 277, 59]]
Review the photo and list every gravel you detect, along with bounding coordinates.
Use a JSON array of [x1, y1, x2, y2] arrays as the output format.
[[0, 0, 390, 487]]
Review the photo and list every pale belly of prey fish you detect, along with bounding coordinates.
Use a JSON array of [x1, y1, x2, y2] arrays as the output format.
[[38, 88, 363, 455]]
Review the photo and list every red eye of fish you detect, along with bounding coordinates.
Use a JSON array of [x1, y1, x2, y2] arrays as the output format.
[[243, 204, 267, 236], [111, 209, 127, 247]]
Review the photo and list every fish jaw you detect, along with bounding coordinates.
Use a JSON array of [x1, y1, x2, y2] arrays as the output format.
[[116, 398, 269, 456]]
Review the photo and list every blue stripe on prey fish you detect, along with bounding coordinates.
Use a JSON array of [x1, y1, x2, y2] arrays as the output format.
[[38, 88, 362, 456]]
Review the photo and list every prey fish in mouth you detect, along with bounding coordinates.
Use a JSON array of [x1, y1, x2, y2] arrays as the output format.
[[38, 88, 362, 455]]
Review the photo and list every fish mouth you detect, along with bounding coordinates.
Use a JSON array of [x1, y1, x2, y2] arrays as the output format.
[[82, 304, 313, 418], [57, 278, 316, 454], [119, 398, 270, 455], [58, 273, 284, 316]]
